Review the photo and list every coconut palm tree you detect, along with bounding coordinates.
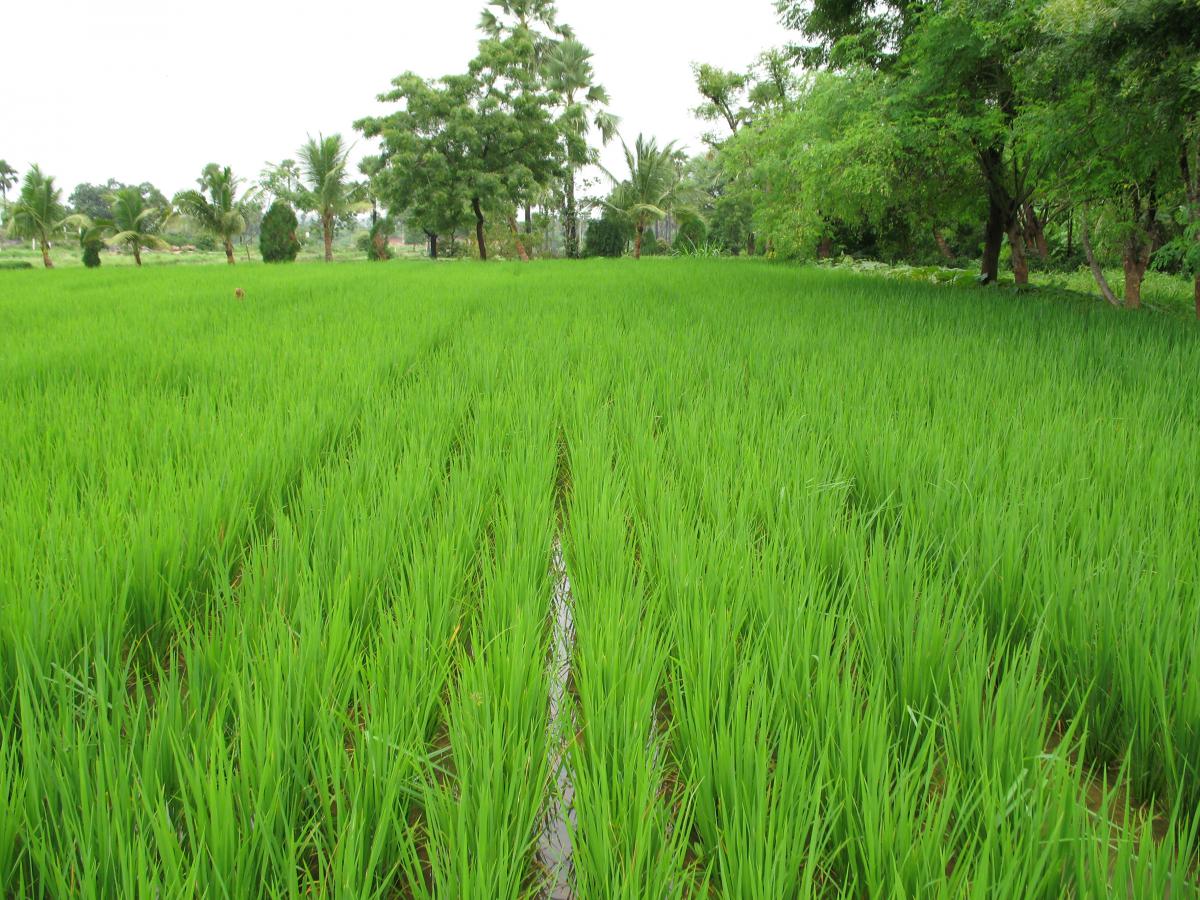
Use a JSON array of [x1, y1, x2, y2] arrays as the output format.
[[546, 38, 618, 258], [172, 164, 247, 264], [602, 135, 681, 260], [297, 133, 363, 262], [103, 188, 169, 266], [0, 160, 17, 207], [7, 165, 67, 268]]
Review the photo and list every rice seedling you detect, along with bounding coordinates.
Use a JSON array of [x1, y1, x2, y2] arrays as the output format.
[[1, 259, 1198, 895]]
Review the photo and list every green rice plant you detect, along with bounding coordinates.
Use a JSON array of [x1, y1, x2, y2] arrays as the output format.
[[2, 258, 1199, 895], [563, 390, 695, 897]]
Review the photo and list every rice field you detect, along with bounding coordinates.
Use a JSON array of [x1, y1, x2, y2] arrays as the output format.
[[1, 259, 1198, 897]]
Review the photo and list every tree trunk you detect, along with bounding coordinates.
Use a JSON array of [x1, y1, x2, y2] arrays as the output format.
[[1006, 221, 1029, 285], [634, 221, 644, 260], [1081, 203, 1120, 306], [134, 244, 142, 267], [1121, 183, 1160, 310], [509, 216, 530, 262], [323, 215, 334, 262], [933, 228, 954, 260], [426, 231, 438, 260], [564, 169, 579, 259], [1122, 248, 1149, 309], [817, 236, 832, 259], [472, 197, 487, 261], [1180, 128, 1200, 319], [1023, 202, 1049, 259], [747, 231, 756, 256], [224, 238, 235, 265], [1066, 208, 1073, 258], [981, 193, 1006, 284], [40, 240, 53, 269], [524, 204, 532, 235]]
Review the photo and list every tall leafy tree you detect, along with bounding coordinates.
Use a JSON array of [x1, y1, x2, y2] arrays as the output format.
[[171, 164, 247, 265], [546, 38, 617, 258], [775, 0, 921, 69], [69, 181, 117, 221], [470, 0, 564, 258], [776, 0, 1045, 284], [693, 64, 751, 140], [692, 53, 795, 255], [357, 74, 476, 259], [6, 165, 67, 268], [360, 2, 561, 262], [1043, 0, 1200, 313], [297, 134, 362, 262], [602, 135, 682, 259]]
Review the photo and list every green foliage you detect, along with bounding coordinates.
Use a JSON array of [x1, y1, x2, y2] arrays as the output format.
[[259, 201, 301, 263], [357, 217, 396, 261], [296, 133, 364, 262], [259, 159, 302, 205], [0, 160, 16, 203], [0, 259, 33, 270], [6, 164, 67, 267], [171, 164, 248, 263], [582, 211, 630, 257], [672, 211, 708, 253], [602, 134, 682, 259], [692, 64, 750, 139], [545, 37, 617, 258], [97, 188, 170, 265], [358, 0, 565, 260], [69, 182, 115, 221], [80, 223, 105, 268]]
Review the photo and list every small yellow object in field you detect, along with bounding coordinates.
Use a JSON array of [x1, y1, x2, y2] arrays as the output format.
[[234, 288, 245, 300]]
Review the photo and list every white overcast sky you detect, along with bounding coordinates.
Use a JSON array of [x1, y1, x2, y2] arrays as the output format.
[[5, 1, 793, 200]]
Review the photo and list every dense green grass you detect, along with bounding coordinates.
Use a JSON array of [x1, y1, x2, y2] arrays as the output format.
[[1, 259, 1198, 896]]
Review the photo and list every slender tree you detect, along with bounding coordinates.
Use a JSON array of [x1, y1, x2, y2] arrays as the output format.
[[297, 134, 361, 262], [259, 159, 302, 205], [0, 161, 19, 207], [546, 38, 617, 258], [471, 0, 564, 259], [172, 165, 247, 264], [602, 135, 682, 260], [101, 188, 169, 266], [7, 165, 67, 268]]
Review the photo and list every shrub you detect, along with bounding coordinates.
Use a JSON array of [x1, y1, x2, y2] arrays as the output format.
[[672, 212, 708, 254], [356, 218, 395, 261], [0, 260, 33, 270], [260, 202, 301, 263], [80, 226, 105, 268], [583, 212, 631, 258]]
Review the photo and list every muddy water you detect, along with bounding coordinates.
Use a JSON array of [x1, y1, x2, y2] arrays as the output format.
[[539, 537, 576, 899]]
